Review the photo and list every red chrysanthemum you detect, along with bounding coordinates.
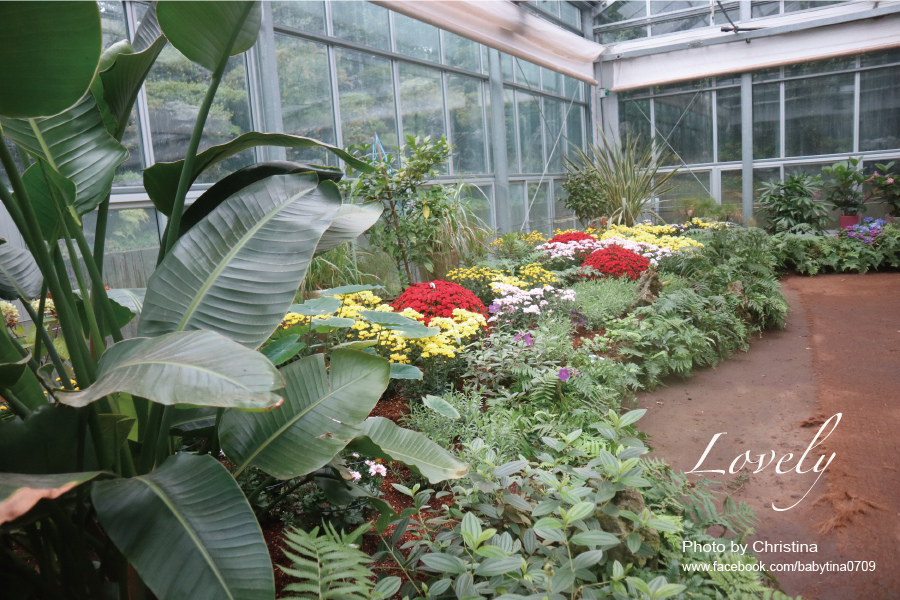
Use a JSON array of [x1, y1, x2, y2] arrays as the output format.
[[393, 280, 488, 324], [547, 231, 596, 245], [581, 246, 649, 281]]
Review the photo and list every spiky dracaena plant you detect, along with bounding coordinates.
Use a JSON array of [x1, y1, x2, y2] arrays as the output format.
[[566, 133, 678, 227]]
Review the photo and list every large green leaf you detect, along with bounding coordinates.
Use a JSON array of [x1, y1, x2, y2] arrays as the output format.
[[1, 94, 128, 215], [97, 27, 167, 137], [0, 244, 42, 300], [106, 288, 146, 317], [144, 133, 371, 216], [359, 310, 439, 339], [348, 417, 469, 483], [315, 203, 383, 254], [57, 331, 284, 410], [0, 471, 100, 525], [0, 328, 46, 412], [220, 349, 390, 479], [20, 159, 76, 242], [0, 406, 80, 474], [92, 453, 274, 600], [0, 2, 101, 118], [138, 173, 342, 348], [156, 1, 261, 72], [176, 161, 344, 238]]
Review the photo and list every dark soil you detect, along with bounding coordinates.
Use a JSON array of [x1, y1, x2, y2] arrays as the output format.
[[636, 273, 900, 599]]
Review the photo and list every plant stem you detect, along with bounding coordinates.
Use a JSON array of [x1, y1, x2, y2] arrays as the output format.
[[257, 475, 312, 516], [93, 199, 109, 274], [161, 2, 254, 257], [32, 282, 48, 358], [70, 221, 124, 343], [19, 296, 71, 389], [246, 475, 277, 506], [1, 387, 32, 418]]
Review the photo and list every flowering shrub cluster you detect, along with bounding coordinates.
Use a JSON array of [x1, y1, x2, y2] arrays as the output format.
[[581, 246, 650, 281], [2, 300, 19, 329], [546, 230, 595, 245], [837, 217, 888, 244], [393, 280, 487, 324], [488, 283, 576, 329], [488, 230, 546, 248], [515, 263, 559, 288], [538, 236, 671, 268], [600, 222, 704, 251]]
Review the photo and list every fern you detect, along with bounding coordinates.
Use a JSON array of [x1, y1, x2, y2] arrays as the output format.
[[281, 523, 396, 600]]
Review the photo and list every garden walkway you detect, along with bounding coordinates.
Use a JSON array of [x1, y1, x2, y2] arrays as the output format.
[[636, 273, 900, 600]]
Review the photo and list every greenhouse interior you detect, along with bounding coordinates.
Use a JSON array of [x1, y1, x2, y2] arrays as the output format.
[[0, 1, 898, 599]]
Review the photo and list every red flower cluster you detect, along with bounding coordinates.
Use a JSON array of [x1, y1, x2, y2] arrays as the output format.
[[547, 231, 596, 245], [393, 280, 488, 324], [581, 246, 649, 281]]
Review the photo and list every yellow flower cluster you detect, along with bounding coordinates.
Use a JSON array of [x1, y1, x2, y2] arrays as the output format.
[[600, 224, 703, 251], [400, 308, 487, 360], [489, 230, 547, 248], [517, 263, 559, 288], [447, 266, 502, 286], [681, 217, 727, 230]]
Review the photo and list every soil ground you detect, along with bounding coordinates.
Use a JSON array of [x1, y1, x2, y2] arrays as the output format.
[[636, 273, 900, 599]]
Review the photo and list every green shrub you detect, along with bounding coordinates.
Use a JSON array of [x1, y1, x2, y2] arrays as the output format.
[[772, 223, 900, 275], [757, 174, 831, 233], [573, 278, 637, 329]]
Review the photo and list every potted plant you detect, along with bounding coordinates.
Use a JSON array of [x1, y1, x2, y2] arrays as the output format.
[[868, 162, 900, 221], [822, 158, 867, 228]]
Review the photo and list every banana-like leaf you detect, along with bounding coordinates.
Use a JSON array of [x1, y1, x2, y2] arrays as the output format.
[[290, 297, 341, 316], [0, 244, 42, 300], [314, 203, 383, 254], [175, 161, 343, 238], [133, 1, 163, 52], [20, 159, 76, 242], [92, 453, 274, 600], [0, 472, 101, 525], [97, 32, 167, 137], [348, 417, 469, 483], [106, 288, 146, 317], [389, 363, 423, 380], [144, 132, 371, 216], [0, 352, 30, 387], [220, 349, 390, 479], [359, 310, 439, 339], [0, 406, 80, 474], [138, 174, 342, 348], [57, 331, 284, 410], [1, 94, 128, 215], [157, 1, 261, 72], [422, 394, 461, 419], [259, 335, 306, 367], [0, 2, 101, 118]]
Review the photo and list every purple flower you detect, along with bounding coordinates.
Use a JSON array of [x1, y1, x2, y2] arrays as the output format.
[[524, 332, 534, 347], [488, 303, 500, 314], [558, 368, 571, 382]]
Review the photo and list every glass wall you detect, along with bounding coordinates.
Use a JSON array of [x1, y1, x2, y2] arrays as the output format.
[[616, 49, 900, 220], [63, 0, 592, 262]]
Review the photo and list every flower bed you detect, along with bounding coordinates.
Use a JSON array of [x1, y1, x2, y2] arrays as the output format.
[[581, 245, 651, 280]]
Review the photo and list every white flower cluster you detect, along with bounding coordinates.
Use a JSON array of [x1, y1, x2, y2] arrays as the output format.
[[537, 237, 672, 265], [487, 283, 576, 325]]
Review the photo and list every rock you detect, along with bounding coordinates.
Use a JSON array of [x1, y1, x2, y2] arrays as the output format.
[[633, 266, 662, 308]]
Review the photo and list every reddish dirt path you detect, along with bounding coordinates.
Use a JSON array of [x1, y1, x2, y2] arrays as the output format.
[[636, 273, 900, 599]]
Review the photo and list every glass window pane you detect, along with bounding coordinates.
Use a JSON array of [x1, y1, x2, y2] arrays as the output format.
[[859, 65, 900, 152], [751, 1, 781, 18], [398, 64, 445, 141], [784, 73, 854, 157], [784, 1, 842, 12], [276, 35, 336, 164], [753, 167, 781, 200], [784, 57, 856, 78], [655, 91, 713, 165], [720, 170, 742, 206], [505, 89, 519, 174], [517, 92, 544, 173], [651, 13, 710, 36], [509, 182, 527, 231], [654, 78, 712, 95], [752, 66, 782, 83], [564, 76, 584, 101], [714, 1, 741, 25], [501, 53, 514, 81], [652, 1, 708, 15], [553, 180, 577, 231], [534, 1, 560, 18], [543, 98, 565, 173], [82, 208, 160, 288], [514, 58, 541, 89], [860, 48, 900, 68], [447, 75, 486, 174], [527, 182, 551, 234], [272, 1, 325, 33], [658, 171, 711, 220], [717, 86, 742, 162], [331, 1, 390, 50], [393, 13, 440, 62], [442, 31, 480, 72], [752, 82, 780, 159], [146, 49, 254, 183], [460, 184, 493, 229], [566, 105, 585, 158], [597, 1, 647, 24], [336, 49, 397, 149], [560, 2, 581, 28], [619, 98, 652, 146], [598, 26, 647, 44], [541, 68, 563, 95], [99, 1, 128, 49]]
